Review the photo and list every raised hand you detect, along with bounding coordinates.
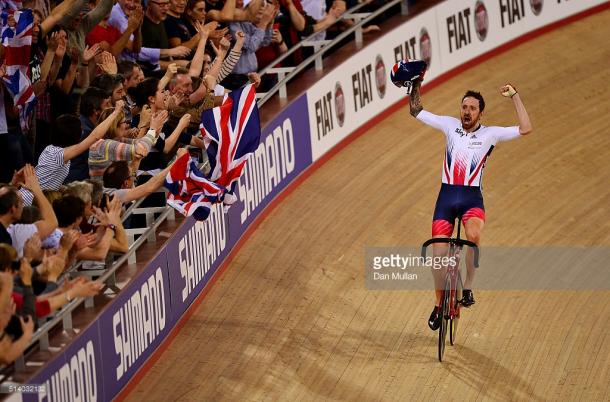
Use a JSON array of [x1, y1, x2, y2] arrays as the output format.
[[55, 33, 67, 59], [167, 93, 185, 110], [23, 234, 42, 261], [59, 229, 79, 252], [169, 46, 191, 58], [70, 280, 103, 298], [47, 32, 59, 52], [92, 206, 111, 228], [22, 164, 41, 193], [501, 83, 517, 98], [178, 114, 192, 129], [127, 5, 144, 31], [150, 110, 169, 132], [209, 27, 229, 41], [10, 166, 25, 187], [219, 36, 231, 53], [97, 51, 117, 74], [83, 43, 102, 63], [114, 99, 125, 112], [106, 195, 123, 226], [75, 232, 97, 250], [248, 72, 261, 88], [165, 63, 178, 78]]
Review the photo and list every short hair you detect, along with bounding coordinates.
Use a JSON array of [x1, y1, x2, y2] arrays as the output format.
[[103, 161, 131, 189], [0, 243, 17, 272], [0, 186, 19, 215], [53, 195, 85, 228], [462, 90, 485, 112], [186, 0, 205, 12], [90, 74, 124, 97], [51, 114, 82, 148], [80, 86, 109, 117], [63, 181, 93, 205], [117, 60, 140, 78], [129, 77, 160, 108]]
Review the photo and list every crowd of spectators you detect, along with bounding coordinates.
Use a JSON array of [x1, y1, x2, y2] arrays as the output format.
[[0, 0, 389, 366]]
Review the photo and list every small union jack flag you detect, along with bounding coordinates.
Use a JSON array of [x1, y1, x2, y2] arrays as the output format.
[[165, 84, 261, 221], [1, 6, 35, 131]]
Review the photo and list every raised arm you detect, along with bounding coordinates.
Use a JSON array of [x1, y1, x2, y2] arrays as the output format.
[[163, 114, 191, 153], [501, 84, 532, 135], [110, 6, 143, 57], [64, 101, 124, 162], [158, 63, 178, 91], [82, 0, 114, 34], [409, 79, 423, 117], [22, 165, 58, 238], [188, 22, 214, 78], [42, 0, 79, 35], [120, 148, 187, 203]]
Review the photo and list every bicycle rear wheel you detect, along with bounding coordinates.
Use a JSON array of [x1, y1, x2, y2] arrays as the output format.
[[438, 281, 450, 361], [450, 274, 463, 346]]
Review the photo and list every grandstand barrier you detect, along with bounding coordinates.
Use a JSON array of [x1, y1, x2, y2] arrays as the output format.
[[9, 1, 607, 400]]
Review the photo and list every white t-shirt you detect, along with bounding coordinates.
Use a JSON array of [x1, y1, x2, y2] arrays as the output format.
[[416, 110, 521, 187], [7, 224, 38, 258], [21, 145, 70, 206]]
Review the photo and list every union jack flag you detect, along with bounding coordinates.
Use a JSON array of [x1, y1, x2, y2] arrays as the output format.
[[165, 84, 261, 221], [1, 6, 35, 131]]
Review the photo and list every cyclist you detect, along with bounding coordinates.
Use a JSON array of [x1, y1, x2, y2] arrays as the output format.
[[408, 79, 532, 330]]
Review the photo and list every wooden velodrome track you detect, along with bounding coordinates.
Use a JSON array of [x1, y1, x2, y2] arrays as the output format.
[[124, 9, 610, 402]]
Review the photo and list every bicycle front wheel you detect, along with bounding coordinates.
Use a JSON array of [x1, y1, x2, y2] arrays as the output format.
[[450, 275, 463, 346], [438, 283, 450, 361]]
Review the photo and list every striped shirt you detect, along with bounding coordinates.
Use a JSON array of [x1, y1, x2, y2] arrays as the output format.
[[88, 130, 156, 179], [219, 49, 242, 82], [21, 145, 70, 206]]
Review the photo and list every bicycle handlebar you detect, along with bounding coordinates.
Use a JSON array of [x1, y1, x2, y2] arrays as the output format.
[[421, 238, 480, 268]]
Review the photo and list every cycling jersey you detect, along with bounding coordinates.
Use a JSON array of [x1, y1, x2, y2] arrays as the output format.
[[416, 110, 520, 187]]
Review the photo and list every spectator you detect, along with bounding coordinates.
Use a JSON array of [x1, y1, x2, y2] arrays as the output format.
[[225, 2, 276, 89], [86, 0, 144, 57], [65, 87, 112, 183], [165, 0, 202, 51], [108, 0, 190, 71], [58, 0, 114, 57], [118, 60, 145, 121], [49, 195, 125, 260], [102, 149, 186, 204], [1, 166, 58, 256], [88, 101, 158, 180], [20, 106, 124, 206], [0, 262, 34, 365], [90, 73, 126, 106], [63, 182, 129, 254]]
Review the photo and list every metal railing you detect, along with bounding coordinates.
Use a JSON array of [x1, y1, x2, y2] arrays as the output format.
[[257, 0, 407, 106], [2, 189, 174, 376], [1, 0, 410, 381]]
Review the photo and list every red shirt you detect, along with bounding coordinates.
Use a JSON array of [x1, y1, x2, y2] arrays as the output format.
[[86, 23, 122, 47], [12, 292, 51, 318]]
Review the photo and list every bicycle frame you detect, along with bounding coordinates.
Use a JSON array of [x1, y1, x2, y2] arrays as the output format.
[[421, 218, 480, 361]]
